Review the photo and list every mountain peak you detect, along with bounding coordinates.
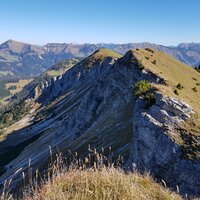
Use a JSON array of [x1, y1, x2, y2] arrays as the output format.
[[2, 39, 28, 52], [5, 39, 15, 43], [79, 48, 122, 68], [178, 42, 200, 49], [4, 39, 27, 45], [90, 48, 122, 60]]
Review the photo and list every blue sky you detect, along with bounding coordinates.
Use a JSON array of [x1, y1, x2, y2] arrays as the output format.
[[0, 0, 199, 45]]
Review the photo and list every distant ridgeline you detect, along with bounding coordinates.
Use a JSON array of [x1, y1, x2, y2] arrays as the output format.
[[0, 39, 200, 81]]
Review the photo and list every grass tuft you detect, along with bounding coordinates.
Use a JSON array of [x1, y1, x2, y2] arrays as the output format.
[[176, 83, 184, 90], [144, 93, 156, 109], [1, 148, 181, 200], [133, 80, 151, 97], [23, 168, 181, 200], [174, 89, 179, 95], [192, 87, 198, 92]]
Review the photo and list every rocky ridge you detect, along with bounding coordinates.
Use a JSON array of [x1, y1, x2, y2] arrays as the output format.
[[129, 92, 200, 195], [0, 48, 200, 197]]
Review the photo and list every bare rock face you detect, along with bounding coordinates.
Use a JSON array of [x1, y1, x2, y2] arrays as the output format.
[[129, 92, 200, 196], [0, 50, 135, 189]]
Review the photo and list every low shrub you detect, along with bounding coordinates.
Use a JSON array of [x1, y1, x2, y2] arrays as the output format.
[[193, 77, 197, 81], [176, 83, 184, 90], [8, 85, 17, 90], [136, 62, 144, 70], [174, 89, 179, 95], [145, 48, 154, 53], [192, 87, 198, 92], [144, 93, 156, 109], [0, 101, 28, 128], [152, 60, 156, 65], [133, 80, 151, 97], [0, 82, 11, 99]]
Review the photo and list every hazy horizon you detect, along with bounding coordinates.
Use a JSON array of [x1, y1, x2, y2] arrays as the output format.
[[0, 0, 200, 45], [1, 38, 200, 47]]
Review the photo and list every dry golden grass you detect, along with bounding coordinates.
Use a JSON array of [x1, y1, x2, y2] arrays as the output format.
[[132, 48, 200, 115], [132, 48, 200, 158], [24, 168, 181, 200], [1, 148, 182, 200], [92, 48, 122, 60], [85, 48, 122, 68]]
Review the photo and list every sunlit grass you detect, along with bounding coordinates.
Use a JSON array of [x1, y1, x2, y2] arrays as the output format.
[[1, 148, 182, 200]]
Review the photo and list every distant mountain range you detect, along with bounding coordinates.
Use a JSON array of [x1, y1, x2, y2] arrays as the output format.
[[0, 39, 200, 79]]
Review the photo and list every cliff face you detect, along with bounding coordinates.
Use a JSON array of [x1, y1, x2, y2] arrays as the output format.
[[0, 48, 200, 197], [129, 92, 200, 196]]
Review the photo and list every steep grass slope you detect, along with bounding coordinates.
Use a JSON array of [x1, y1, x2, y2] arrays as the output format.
[[132, 48, 200, 115], [128, 48, 200, 159]]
